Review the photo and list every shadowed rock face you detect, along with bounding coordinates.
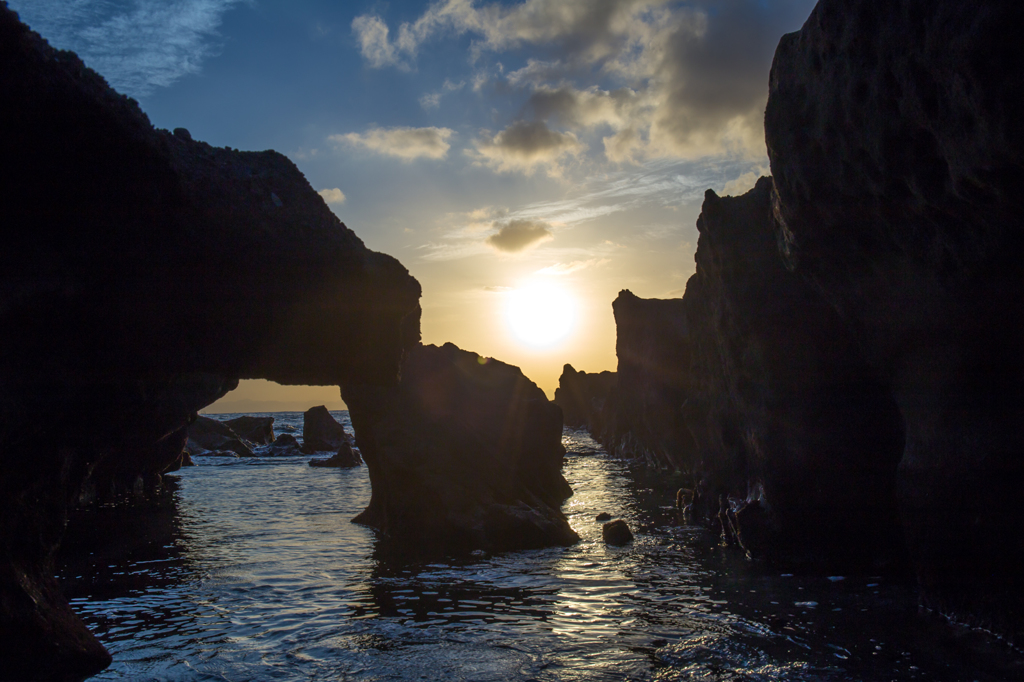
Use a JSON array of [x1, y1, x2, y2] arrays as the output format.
[[553, 364, 616, 432], [0, 4, 420, 679], [602, 292, 695, 471], [765, 0, 1024, 639], [342, 343, 578, 554], [682, 178, 905, 567]]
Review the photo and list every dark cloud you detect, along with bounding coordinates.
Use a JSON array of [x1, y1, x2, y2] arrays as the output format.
[[486, 219, 554, 252]]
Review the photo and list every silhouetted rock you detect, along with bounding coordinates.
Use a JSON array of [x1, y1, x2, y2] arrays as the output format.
[[267, 433, 303, 457], [595, 512, 612, 522], [302, 405, 347, 453], [0, 6, 421, 678], [602, 519, 633, 546], [187, 416, 255, 457], [342, 343, 578, 553], [761, 0, 1024, 640], [553, 364, 616, 433], [600, 291, 695, 471], [224, 415, 275, 445], [681, 179, 904, 568], [309, 440, 362, 468]]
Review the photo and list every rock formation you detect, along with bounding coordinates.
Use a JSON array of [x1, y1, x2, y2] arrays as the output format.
[[302, 405, 348, 453], [224, 415, 275, 445], [600, 292, 696, 471], [342, 343, 578, 553], [552, 364, 615, 433], [309, 440, 362, 468], [0, 5, 421, 679], [762, 0, 1024, 640], [187, 416, 256, 457]]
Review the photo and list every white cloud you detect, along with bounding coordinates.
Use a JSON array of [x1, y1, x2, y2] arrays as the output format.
[[470, 120, 583, 176], [351, 14, 401, 69], [318, 188, 346, 204], [331, 126, 454, 161], [9, 0, 250, 97], [535, 258, 610, 275]]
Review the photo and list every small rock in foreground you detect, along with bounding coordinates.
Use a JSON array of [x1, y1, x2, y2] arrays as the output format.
[[595, 512, 612, 521], [602, 519, 633, 546]]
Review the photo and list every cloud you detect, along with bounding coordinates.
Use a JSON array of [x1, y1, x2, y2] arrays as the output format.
[[351, 14, 402, 68], [535, 258, 610, 275], [353, 0, 815, 163], [420, 78, 465, 109], [471, 120, 583, 176], [318, 188, 346, 204], [10, 0, 249, 97], [486, 219, 554, 253], [331, 126, 454, 161], [721, 167, 768, 196]]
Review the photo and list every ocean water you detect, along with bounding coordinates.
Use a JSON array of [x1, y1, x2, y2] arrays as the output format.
[[57, 412, 1011, 681]]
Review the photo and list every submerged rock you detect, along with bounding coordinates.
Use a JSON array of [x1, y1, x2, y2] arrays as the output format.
[[309, 440, 362, 468], [342, 343, 578, 553], [224, 415, 275, 445], [0, 6, 421, 678], [302, 405, 348, 453]]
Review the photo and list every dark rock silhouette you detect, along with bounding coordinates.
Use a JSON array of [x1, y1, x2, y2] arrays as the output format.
[[602, 520, 633, 546], [302, 405, 348, 453], [762, 0, 1024, 639], [682, 179, 905, 567], [309, 440, 362, 468], [187, 416, 255, 458], [224, 415, 275, 445], [602, 291, 696, 471], [342, 343, 578, 553], [267, 433, 304, 457], [553, 364, 616, 432], [0, 5, 420, 678], [595, 512, 612, 522]]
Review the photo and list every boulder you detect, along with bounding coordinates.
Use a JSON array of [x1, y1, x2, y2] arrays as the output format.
[[342, 343, 578, 553], [764, 0, 1024, 638], [223, 415, 275, 445], [602, 519, 633, 546], [309, 440, 362, 468], [301, 405, 347, 453], [187, 416, 254, 457], [0, 6, 421, 679], [266, 433, 304, 457]]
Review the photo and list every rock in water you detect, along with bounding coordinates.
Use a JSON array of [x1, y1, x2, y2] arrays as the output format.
[[342, 343, 578, 553], [602, 520, 633, 546], [302, 405, 348, 453], [224, 415, 275, 445], [764, 0, 1024, 639], [0, 6, 421, 679], [267, 433, 304, 457], [309, 440, 362, 468], [187, 416, 255, 457]]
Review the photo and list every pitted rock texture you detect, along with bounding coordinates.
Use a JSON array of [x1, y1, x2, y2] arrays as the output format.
[[0, 4, 420, 679], [342, 343, 578, 554], [682, 178, 904, 567], [766, 0, 1024, 639]]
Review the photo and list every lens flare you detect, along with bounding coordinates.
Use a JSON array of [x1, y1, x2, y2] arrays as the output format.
[[506, 281, 577, 348]]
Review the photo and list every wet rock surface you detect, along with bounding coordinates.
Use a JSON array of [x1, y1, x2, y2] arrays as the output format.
[[342, 343, 578, 553], [187, 416, 256, 458], [0, 5, 421, 678], [302, 405, 349, 453], [224, 415, 275, 445], [309, 441, 362, 468], [602, 519, 633, 546]]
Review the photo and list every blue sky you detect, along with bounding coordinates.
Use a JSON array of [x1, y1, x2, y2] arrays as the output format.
[[10, 0, 817, 409]]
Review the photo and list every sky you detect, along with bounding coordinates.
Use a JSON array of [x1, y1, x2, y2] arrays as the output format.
[[10, 0, 818, 411]]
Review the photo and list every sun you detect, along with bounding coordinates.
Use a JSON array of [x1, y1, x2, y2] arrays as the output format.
[[506, 281, 577, 348]]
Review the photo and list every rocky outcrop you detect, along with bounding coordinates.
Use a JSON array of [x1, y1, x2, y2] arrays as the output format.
[[553, 364, 615, 433], [682, 179, 905, 567], [599, 292, 695, 471], [187, 416, 255, 457], [342, 343, 578, 553], [762, 0, 1024, 640], [224, 416, 275, 445], [309, 440, 362, 468], [0, 5, 421, 679], [301, 405, 348, 453], [267, 433, 304, 457]]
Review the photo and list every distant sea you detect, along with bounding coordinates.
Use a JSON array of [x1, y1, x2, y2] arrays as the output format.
[[57, 412, 1007, 681]]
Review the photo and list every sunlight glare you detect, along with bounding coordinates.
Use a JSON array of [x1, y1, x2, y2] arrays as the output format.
[[506, 281, 577, 348]]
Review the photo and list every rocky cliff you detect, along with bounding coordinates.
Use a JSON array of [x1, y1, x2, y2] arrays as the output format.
[[552, 364, 616, 433], [763, 0, 1024, 641], [342, 343, 578, 554], [0, 4, 421, 679]]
